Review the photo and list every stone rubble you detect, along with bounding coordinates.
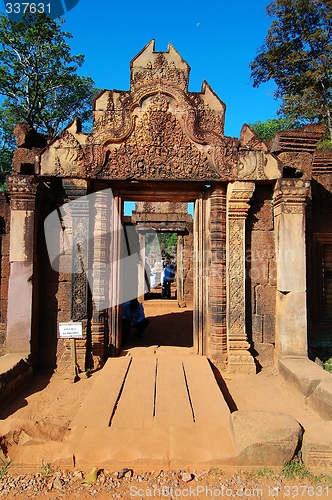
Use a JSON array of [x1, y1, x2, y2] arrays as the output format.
[[0, 467, 330, 498]]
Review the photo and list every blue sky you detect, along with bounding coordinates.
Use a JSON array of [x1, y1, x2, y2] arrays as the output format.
[[53, 0, 279, 138]]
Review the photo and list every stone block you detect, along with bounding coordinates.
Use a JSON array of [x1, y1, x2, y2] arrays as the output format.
[[275, 291, 307, 358], [268, 258, 277, 286], [252, 315, 263, 343], [249, 259, 269, 285], [0, 278, 8, 301], [251, 230, 275, 256], [302, 420, 332, 472], [1, 258, 10, 279], [278, 358, 332, 398], [230, 410, 302, 466], [256, 285, 276, 315], [263, 314, 275, 343], [254, 343, 275, 368], [307, 379, 332, 420]]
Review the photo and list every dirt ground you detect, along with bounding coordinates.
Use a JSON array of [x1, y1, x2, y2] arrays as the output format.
[[0, 300, 330, 498]]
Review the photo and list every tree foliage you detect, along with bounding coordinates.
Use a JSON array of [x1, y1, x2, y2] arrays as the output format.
[[249, 117, 295, 142], [250, 0, 332, 143], [0, 12, 96, 184]]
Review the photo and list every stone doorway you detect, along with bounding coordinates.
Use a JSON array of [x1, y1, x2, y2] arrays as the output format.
[[108, 184, 206, 358]]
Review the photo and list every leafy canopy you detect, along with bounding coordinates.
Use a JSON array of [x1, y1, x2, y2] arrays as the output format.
[[0, 12, 95, 138], [250, 0, 332, 142], [0, 12, 96, 184], [249, 117, 295, 142]]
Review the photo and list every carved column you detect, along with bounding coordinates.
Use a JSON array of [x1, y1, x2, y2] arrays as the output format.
[[138, 232, 146, 301], [90, 186, 109, 368], [6, 175, 38, 354], [193, 194, 209, 355], [62, 179, 89, 371], [226, 181, 256, 373], [176, 234, 185, 308], [108, 193, 122, 356], [273, 179, 310, 359], [209, 187, 227, 366]]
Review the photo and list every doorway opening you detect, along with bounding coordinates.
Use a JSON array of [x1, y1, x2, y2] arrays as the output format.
[[121, 199, 194, 351]]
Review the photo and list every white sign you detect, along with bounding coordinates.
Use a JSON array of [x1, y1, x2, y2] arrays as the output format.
[[58, 322, 83, 339]]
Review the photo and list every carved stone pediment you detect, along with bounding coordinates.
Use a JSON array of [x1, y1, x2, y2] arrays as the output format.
[[39, 42, 281, 182]]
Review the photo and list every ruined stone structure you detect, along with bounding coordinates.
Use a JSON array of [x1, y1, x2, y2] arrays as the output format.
[[1, 40, 332, 374]]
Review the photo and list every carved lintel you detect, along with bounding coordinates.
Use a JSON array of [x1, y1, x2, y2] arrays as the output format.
[[227, 181, 256, 373], [7, 175, 38, 211]]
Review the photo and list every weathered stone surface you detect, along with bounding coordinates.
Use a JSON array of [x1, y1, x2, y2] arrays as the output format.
[[251, 315, 263, 343], [254, 343, 275, 368], [256, 285, 276, 316], [262, 314, 275, 343], [278, 358, 332, 398], [302, 420, 332, 471], [307, 379, 332, 420], [230, 410, 302, 466]]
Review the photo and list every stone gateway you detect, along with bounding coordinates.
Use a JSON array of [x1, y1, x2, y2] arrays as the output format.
[[0, 40, 331, 380]]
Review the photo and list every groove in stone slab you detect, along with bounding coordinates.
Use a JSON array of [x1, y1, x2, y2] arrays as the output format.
[[182, 361, 195, 422], [153, 357, 158, 418], [108, 357, 132, 427]]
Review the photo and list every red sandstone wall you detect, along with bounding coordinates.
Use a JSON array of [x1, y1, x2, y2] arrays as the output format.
[[246, 185, 276, 368]]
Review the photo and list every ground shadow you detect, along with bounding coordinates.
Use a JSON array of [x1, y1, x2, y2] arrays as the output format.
[[0, 368, 53, 420], [122, 309, 193, 349], [209, 361, 238, 413]]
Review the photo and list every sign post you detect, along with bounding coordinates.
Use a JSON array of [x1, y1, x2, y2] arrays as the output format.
[[58, 322, 83, 382]]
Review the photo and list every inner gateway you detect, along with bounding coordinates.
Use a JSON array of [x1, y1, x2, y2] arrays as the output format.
[[108, 182, 220, 359], [122, 199, 194, 350]]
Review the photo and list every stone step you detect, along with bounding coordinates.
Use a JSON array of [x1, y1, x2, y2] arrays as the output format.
[[69, 355, 237, 467]]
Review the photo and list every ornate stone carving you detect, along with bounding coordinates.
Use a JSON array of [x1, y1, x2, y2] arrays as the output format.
[[227, 181, 256, 373], [40, 43, 240, 181], [273, 179, 310, 216], [209, 188, 227, 363], [62, 179, 89, 322], [7, 175, 38, 211], [90, 186, 108, 368]]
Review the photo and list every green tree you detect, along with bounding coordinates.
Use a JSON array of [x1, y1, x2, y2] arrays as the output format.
[[249, 117, 295, 142], [250, 0, 332, 143], [0, 12, 96, 184]]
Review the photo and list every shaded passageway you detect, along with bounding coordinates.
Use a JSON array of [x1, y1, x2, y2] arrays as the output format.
[[121, 300, 193, 353]]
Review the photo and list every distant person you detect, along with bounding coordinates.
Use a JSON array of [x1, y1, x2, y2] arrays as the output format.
[[150, 265, 156, 288], [161, 262, 175, 299], [121, 298, 149, 345]]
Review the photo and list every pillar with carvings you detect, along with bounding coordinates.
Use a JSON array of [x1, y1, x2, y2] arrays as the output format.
[[62, 179, 89, 371], [90, 186, 109, 368], [226, 181, 256, 373], [6, 175, 38, 355], [209, 187, 227, 367], [273, 179, 310, 359]]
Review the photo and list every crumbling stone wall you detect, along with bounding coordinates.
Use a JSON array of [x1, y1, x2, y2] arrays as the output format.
[[246, 185, 276, 368], [0, 193, 10, 356]]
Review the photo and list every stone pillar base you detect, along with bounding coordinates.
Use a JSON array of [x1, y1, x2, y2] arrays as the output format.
[[228, 352, 256, 374]]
